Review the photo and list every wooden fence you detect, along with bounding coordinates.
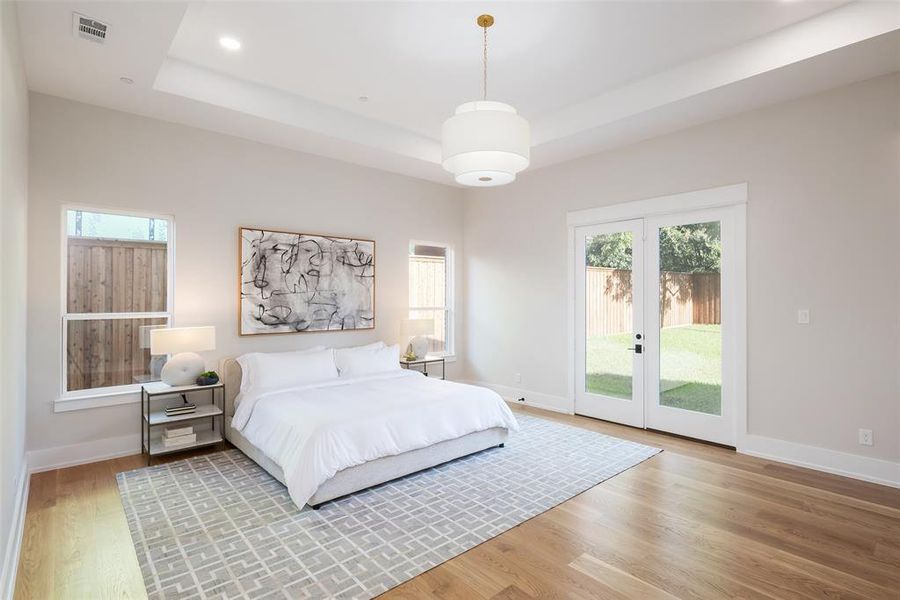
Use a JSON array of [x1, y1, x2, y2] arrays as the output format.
[[586, 267, 720, 337], [66, 238, 167, 391]]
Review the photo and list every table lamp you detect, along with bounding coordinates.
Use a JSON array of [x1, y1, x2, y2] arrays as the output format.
[[139, 324, 167, 380], [150, 326, 216, 386], [400, 318, 434, 360]]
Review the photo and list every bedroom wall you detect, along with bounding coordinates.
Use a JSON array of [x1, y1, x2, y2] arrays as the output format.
[[26, 93, 465, 460], [1, 0, 30, 583], [463, 74, 900, 472]]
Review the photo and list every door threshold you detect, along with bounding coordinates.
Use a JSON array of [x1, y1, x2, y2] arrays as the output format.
[[575, 411, 735, 450], [645, 428, 735, 450]]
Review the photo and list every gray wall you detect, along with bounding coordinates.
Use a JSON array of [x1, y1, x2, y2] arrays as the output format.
[[463, 73, 900, 463], [1, 0, 29, 563], [27, 93, 465, 453]]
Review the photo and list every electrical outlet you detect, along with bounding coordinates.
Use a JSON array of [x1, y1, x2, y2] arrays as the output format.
[[797, 309, 810, 324], [858, 428, 873, 446], [513, 373, 522, 384]]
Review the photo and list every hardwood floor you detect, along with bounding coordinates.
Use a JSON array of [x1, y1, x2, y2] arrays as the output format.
[[14, 405, 900, 599]]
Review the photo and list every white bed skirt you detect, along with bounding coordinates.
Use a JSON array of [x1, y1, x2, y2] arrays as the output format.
[[226, 417, 508, 507]]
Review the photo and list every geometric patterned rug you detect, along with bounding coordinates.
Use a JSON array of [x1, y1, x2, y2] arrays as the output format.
[[117, 414, 660, 599]]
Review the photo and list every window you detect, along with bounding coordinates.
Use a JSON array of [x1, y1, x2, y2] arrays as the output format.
[[408, 242, 454, 356], [62, 208, 173, 398]]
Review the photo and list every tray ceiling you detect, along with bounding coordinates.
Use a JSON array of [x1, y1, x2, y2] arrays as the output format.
[[17, 1, 900, 186]]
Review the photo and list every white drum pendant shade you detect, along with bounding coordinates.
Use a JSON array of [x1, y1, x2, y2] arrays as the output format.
[[442, 101, 530, 186]]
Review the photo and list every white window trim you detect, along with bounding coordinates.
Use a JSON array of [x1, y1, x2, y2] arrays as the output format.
[[409, 239, 455, 360], [57, 205, 176, 411]]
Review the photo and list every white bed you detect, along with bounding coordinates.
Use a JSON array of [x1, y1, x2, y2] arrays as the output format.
[[221, 350, 518, 509]]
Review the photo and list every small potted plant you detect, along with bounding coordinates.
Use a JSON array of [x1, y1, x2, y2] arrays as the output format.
[[196, 370, 219, 386]]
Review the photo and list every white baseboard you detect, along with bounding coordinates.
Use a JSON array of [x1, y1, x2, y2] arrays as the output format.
[[22, 391, 900, 494], [463, 380, 573, 415], [739, 434, 900, 489], [1, 461, 29, 600], [27, 433, 140, 474], [466, 379, 898, 489]]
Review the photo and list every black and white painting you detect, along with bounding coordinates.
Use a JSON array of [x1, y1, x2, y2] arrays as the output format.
[[240, 228, 375, 335]]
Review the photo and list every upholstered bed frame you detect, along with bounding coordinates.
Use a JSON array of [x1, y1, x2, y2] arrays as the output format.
[[221, 358, 509, 509]]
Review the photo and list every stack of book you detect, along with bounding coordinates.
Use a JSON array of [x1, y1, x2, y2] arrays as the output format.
[[165, 402, 196, 417], [162, 424, 196, 448]]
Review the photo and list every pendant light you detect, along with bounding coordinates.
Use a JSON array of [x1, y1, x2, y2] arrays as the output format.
[[441, 14, 530, 187]]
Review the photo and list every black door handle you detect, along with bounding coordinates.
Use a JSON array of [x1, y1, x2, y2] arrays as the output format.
[[628, 344, 643, 354]]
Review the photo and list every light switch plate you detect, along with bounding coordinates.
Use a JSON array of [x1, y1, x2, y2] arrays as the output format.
[[797, 309, 810, 324]]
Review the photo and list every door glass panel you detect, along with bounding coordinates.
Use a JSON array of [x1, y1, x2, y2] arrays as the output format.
[[584, 232, 634, 399], [658, 221, 722, 414]]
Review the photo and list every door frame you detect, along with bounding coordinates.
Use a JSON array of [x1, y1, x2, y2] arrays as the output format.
[[566, 183, 747, 446]]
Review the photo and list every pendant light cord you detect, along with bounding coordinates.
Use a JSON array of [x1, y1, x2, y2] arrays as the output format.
[[482, 24, 488, 101]]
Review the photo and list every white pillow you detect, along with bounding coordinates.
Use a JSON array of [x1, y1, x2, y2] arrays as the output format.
[[236, 346, 334, 393], [334, 341, 385, 374], [337, 344, 401, 378]]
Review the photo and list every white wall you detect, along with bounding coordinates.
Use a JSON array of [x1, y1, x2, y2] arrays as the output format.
[[464, 74, 900, 467], [27, 93, 465, 458], [0, 0, 29, 585], [21, 71, 900, 483]]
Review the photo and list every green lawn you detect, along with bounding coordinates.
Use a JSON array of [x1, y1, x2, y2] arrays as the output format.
[[586, 324, 722, 415]]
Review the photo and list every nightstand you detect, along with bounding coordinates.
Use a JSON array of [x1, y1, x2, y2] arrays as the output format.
[[399, 356, 446, 379], [141, 381, 225, 465]]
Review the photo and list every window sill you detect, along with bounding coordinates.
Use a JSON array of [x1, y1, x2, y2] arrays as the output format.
[[55, 385, 181, 412], [55, 390, 140, 412]]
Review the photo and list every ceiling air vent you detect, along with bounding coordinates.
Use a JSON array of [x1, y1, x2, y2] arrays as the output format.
[[72, 13, 109, 44]]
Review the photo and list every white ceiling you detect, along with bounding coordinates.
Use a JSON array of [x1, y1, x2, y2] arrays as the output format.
[[16, 1, 900, 186], [167, 1, 848, 138]]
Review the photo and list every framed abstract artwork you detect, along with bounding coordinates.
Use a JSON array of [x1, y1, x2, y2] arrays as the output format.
[[239, 227, 375, 335]]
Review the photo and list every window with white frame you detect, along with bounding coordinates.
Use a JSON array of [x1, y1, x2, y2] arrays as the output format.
[[408, 242, 453, 356], [62, 208, 173, 396]]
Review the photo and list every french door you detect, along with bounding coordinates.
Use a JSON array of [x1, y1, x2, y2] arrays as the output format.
[[575, 220, 645, 428], [575, 206, 740, 446]]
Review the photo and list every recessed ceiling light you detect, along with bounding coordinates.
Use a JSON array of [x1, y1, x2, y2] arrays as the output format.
[[119, 76, 134, 85], [219, 36, 241, 51], [358, 95, 369, 102]]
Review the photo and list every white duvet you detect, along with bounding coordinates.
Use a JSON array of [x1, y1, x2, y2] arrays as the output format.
[[232, 370, 519, 508]]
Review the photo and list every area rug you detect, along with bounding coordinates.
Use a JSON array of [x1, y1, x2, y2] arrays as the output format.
[[117, 415, 660, 599]]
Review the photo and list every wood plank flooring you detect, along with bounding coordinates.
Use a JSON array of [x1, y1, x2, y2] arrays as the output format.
[[14, 405, 900, 599]]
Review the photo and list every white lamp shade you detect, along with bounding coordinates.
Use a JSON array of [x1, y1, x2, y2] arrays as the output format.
[[138, 324, 166, 349], [150, 326, 216, 355], [400, 318, 434, 336], [441, 101, 530, 187]]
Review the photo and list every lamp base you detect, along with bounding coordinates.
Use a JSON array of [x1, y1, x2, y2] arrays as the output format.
[[160, 352, 204, 386], [410, 336, 429, 360]]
